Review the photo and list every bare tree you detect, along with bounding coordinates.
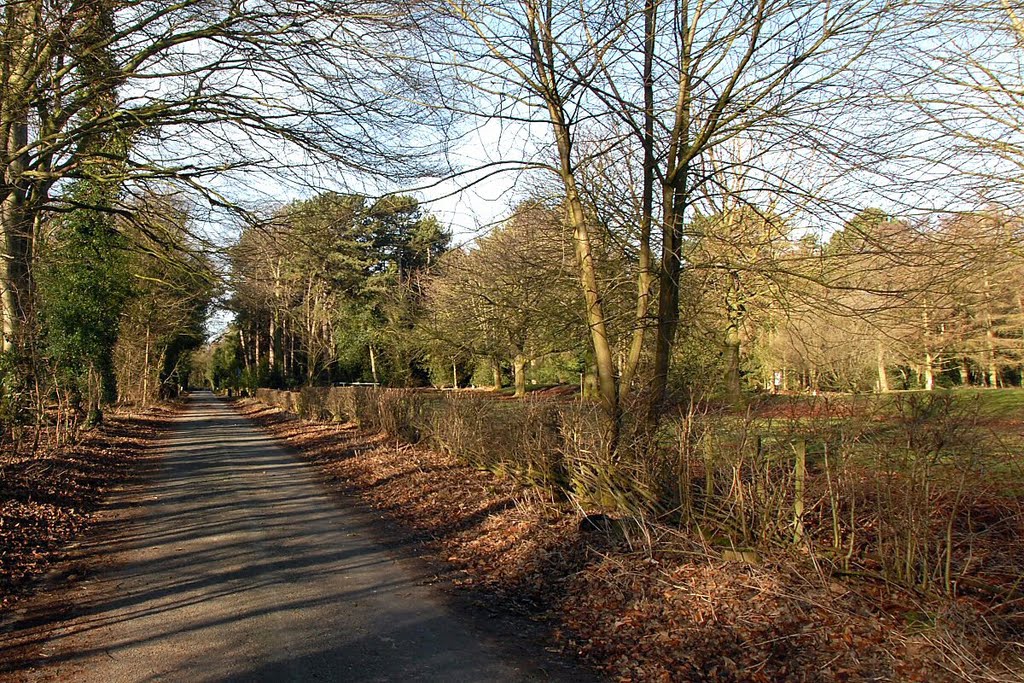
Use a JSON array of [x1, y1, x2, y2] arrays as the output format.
[[432, 0, 903, 445], [893, 1, 1024, 206], [422, 199, 582, 396], [1, 0, 445, 351]]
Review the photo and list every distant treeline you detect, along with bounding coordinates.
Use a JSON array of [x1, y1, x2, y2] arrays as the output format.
[[208, 196, 1023, 404]]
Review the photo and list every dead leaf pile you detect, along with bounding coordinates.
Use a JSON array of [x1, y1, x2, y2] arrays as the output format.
[[0, 405, 178, 613], [236, 398, 1023, 682]]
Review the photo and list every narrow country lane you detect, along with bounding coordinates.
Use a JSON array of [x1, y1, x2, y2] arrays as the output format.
[[6, 392, 583, 682]]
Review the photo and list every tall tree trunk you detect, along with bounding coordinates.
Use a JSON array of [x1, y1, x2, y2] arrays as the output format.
[[723, 323, 742, 407], [142, 324, 151, 406], [527, 6, 620, 452], [268, 314, 277, 370], [921, 310, 934, 390], [239, 329, 251, 372], [1, 118, 32, 352], [551, 118, 619, 449], [491, 357, 502, 391], [1, 0, 41, 354], [513, 354, 527, 398], [723, 271, 743, 407], [284, 328, 291, 380], [288, 329, 296, 383], [984, 273, 998, 387], [618, 0, 658, 400], [253, 323, 261, 367], [651, 183, 685, 413], [369, 342, 379, 385], [876, 342, 889, 393], [283, 326, 290, 380], [987, 343, 998, 387], [270, 258, 282, 371], [649, 0, 694, 418]]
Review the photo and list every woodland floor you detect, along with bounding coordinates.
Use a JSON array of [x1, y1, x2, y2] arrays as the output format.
[[235, 397, 1024, 683], [0, 405, 179, 615]]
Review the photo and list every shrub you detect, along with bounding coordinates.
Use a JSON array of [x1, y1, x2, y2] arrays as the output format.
[[428, 394, 566, 487], [252, 387, 1023, 599]]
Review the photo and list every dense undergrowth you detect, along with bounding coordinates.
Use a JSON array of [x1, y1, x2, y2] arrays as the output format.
[[252, 386, 1024, 681]]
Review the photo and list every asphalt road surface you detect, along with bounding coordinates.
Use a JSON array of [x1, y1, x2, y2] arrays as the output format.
[[7, 392, 588, 682]]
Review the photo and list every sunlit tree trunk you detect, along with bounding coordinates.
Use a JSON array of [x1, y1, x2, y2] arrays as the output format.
[[724, 323, 742, 406], [142, 324, 151, 406], [0, 0, 40, 354], [1, 119, 32, 353], [987, 329, 998, 387], [254, 324, 261, 367], [268, 314, 277, 369], [491, 357, 502, 391], [513, 354, 527, 398], [723, 271, 744, 407], [552, 117, 619, 447], [922, 310, 934, 390], [983, 273, 998, 387], [239, 329, 251, 373], [651, 197, 682, 413], [877, 342, 890, 393], [288, 328, 297, 382], [369, 343, 379, 384], [618, 0, 657, 399]]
